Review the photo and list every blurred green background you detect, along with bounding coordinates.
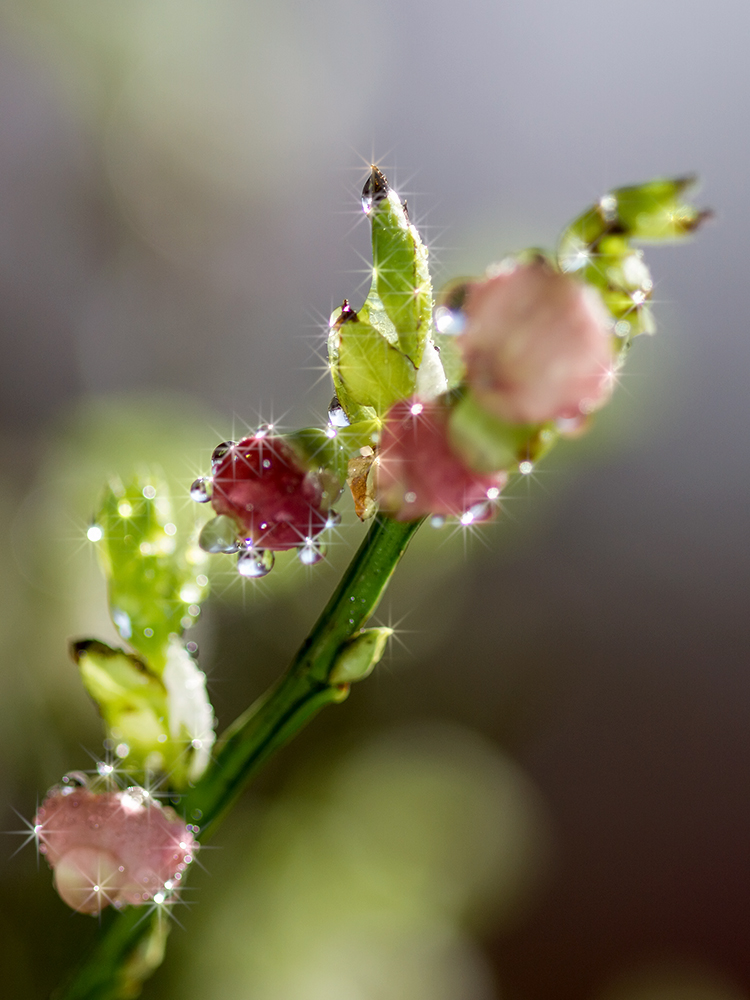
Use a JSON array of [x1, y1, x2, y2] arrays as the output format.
[[1, 1, 748, 998]]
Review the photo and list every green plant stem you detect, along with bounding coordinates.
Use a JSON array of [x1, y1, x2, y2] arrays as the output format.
[[56, 514, 423, 1000]]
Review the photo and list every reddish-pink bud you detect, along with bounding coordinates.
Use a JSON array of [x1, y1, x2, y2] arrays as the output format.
[[377, 398, 507, 521], [211, 435, 328, 550], [35, 785, 196, 915], [460, 262, 614, 424]]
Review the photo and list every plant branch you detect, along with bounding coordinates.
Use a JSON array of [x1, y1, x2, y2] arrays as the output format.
[[55, 513, 424, 1000]]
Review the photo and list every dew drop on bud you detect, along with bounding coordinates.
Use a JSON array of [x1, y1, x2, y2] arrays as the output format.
[[361, 165, 389, 215], [237, 547, 274, 578], [190, 478, 212, 503], [211, 441, 235, 467], [430, 515, 446, 529], [461, 501, 493, 524], [328, 395, 350, 428], [519, 461, 534, 475], [199, 516, 240, 554], [297, 540, 325, 565], [325, 510, 341, 529]]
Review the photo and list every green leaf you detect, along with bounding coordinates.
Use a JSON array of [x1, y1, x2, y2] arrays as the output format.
[[72, 639, 169, 771], [336, 309, 416, 415], [94, 474, 209, 672], [366, 166, 433, 368], [72, 638, 216, 787]]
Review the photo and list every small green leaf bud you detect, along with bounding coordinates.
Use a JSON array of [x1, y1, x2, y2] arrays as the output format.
[[329, 627, 393, 685]]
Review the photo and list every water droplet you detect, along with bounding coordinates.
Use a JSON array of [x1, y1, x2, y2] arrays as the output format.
[[297, 540, 325, 565], [430, 515, 445, 529], [199, 515, 240, 554], [599, 193, 618, 222], [190, 478, 212, 503], [325, 510, 342, 529], [143, 627, 154, 638], [614, 320, 631, 337], [410, 403, 424, 416], [186, 641, 199, 655], [63, 771, 88, 788], [96, 762, 114, 777], [461, 501, 493, 525], [404, 491, 417, 504], [361, 165, 389, 214], [86, 524, 103, 542], [118, 502, 133, 518], [211, 441, 235, 466], [328, 395, 350, 427], [262, 459, 271, 469], [115, 743, 129, 759], [255, 423, 272, 438], [519, 461, 533, 475], [142, 485, 157, 499], [434, 305, 466, 336], [486, 487, 501, 500], [237, 547, 275, 578]]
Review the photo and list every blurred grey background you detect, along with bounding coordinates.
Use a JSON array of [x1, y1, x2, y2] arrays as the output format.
[[1, 1, 748, 998]]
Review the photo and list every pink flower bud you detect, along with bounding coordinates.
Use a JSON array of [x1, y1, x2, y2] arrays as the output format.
[[459, 262, 615, 424], [35, 784, 197, 915], [211, 435, 329, 550], [377, 398, 507, 521]]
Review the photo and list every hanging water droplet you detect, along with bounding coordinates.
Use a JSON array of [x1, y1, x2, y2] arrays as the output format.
[[86, 524, 103, 542], [325, 510, 342, 529], [518, 461, 534, 475], [361, 165, 389, 214], [237, 547, 274, 578], [430, 515, 445, 529], [255, 423, 273, 438], [328, 395, 350, 428], [297, 539, 325, 565], [63, 771, 89, 788], [461, 501, 492, 525], [198, 515, 240, 554], [211, 441, 235, 466], [190, 477, 212, 503]]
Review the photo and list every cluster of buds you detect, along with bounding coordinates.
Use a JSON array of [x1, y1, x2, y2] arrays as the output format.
[[187, 169, 707, 564], [35, 776, 197, 915]]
